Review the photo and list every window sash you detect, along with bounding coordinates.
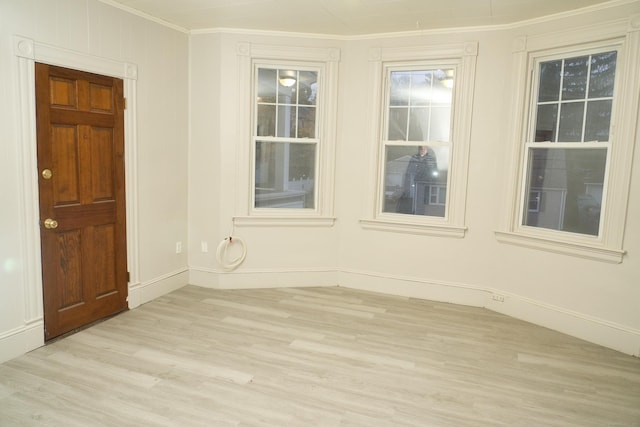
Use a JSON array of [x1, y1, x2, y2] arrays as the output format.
[[379, 64, 455, 220], [517, 45, 620, 240], [527, 47, 620, 144], [251, 62, 323, 212], [519, 144, 609, 238]]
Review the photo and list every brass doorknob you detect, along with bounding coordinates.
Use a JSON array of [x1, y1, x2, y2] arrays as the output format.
[[44, 218, 58, 229], [42, 169, 53, 179]]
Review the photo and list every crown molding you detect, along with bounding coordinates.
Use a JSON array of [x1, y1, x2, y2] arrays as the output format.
[[101, 0, 638, 40]]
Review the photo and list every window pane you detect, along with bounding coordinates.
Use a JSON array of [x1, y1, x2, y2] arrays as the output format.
[[389, 71, 411, 106], [523, 147, 606, 236], [562, 56, 589, 101], [297, 106, 316, 138], [255, 141, 315, 209], [408, 108, 429, 141], [277, 105, 296, 137], [409, 70, 432, 107], [257, 104, 276, 136], [558, 102, 584, 142], [589, 51, 617, 98], [432, 76, 453, 106], [257, 68, 277, 103], [383, 145, 447, 217], [585, 100, 612, 142], [388, 108, 408, 140], [538, 60, 561, 102], [535, 104, 558, 142], [430, 107, 451, 142], [528, 191, 541, 212], [278, 80, 297, 104], [298, 71, 318, 106]]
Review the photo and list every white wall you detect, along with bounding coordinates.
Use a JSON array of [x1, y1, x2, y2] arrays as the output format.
[[188, 4, 640, 355], [0, 0, 189, 363]]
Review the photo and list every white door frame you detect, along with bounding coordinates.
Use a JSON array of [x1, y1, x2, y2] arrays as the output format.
[[12, 36, 140, 347]]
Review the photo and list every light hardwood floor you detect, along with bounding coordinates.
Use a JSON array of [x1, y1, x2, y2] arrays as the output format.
[[1, 285, 639, 426]]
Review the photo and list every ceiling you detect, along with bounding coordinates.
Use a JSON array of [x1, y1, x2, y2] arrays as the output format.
[[108, 0, 621, 35]]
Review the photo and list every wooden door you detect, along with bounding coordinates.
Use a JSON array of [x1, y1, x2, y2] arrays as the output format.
[[36, 63, 128, 340]]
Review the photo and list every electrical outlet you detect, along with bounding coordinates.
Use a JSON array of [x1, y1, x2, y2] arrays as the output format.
[[492, 293, 505, 303], [175, 241, 182, 253], [201, 241, 208, 253]]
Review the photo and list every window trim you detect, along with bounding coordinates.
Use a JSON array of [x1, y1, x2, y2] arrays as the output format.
[[495, 18, 640, 263], [360, 42, 478, 238], [235, 43, 340, 227]]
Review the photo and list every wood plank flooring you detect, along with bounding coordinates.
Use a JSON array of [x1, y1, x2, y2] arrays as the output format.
[[1, 285, 639, 426]]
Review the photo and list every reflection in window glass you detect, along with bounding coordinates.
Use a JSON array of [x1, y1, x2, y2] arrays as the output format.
[[387, 69, 453, 142], [585, 100, 612, 141], [256, 68, 317, 138], [383, 145, 449, 217], [558, 102, 585, 142], [538, 60, 562, 102], [535, 104, 558, 142], [255, 141, 316, 209], [589, 52, 617, 98], [523, 148, 606, 236], [382, 67, 454, 219], [562, 55, 589, 101]]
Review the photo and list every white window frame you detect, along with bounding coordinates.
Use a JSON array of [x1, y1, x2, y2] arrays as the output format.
[[495, 18, 640, 263], [234, 43, 340, 227], [360, 43, 478, 238]]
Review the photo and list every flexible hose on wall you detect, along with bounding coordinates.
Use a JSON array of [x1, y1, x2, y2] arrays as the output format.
[[216, 236, 246, 271]]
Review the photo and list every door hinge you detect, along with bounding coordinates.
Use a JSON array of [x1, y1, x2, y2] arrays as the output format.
[[123, 97, 127, 110], [127, 271, 130, 282]]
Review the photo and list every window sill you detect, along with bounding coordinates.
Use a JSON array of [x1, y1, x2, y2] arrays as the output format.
[[494, 230, 625, 264], [360, 218, 467, 238], [233, 216, 336, 227]]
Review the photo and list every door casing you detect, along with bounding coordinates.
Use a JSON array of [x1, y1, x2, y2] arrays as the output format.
[[12, 36, 140, 346]]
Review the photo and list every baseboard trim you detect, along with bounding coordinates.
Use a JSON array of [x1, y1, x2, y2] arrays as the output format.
[[484, 289, 640, 357], [3, 267, 637, 363], [0, 321, 44, 364], [338, 269, 487, 307], [128, 268, 189, 309], [189, 266, 338, 290], [339, 269, 640, 357]]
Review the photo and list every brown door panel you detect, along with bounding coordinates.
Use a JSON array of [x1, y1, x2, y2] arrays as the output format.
[[50, 110, 115, 126], [53, 204, 117, 230], [36, 63, 128, 340]]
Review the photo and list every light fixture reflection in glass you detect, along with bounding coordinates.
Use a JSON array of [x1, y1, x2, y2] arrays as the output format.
[[441, 69, 454, 89], [279, 70, 296, 87]]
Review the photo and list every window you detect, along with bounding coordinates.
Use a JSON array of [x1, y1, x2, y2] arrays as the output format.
[[496, 20, 640, 263], [234, 43, 339, 226], [522, 51, 616, 236], [254, 67, 319, 209], [429, 185, 447, 206], [382, 68, 453, 218], [360, 43, 478, 237], [528, 190, 542, 213]]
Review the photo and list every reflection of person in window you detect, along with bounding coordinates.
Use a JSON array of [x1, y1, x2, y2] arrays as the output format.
[[397, 146, 438, 214]]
